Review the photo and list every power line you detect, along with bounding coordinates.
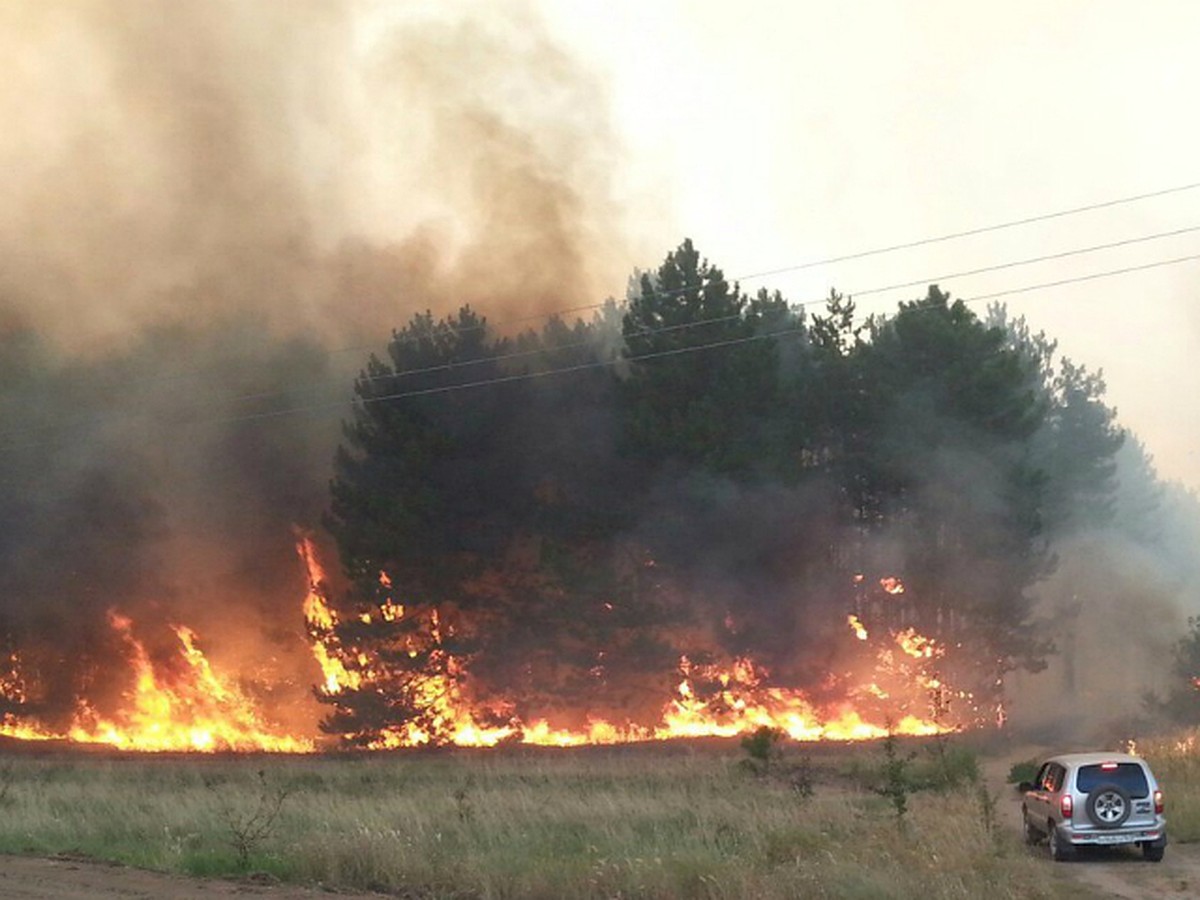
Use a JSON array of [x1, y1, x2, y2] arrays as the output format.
[[960, 252, 1200, 304], [3, 200, 1199, 451], [18, 177, 1199, 402], [161, 249, 1200, 431], [7, 219, 1196, 451], [336, 178, 1200, 353], [77, 221, 1200, 420], [837, 223, 1200, 304], [1, 247, 1197, 463], [734, 179, 1200, 284]]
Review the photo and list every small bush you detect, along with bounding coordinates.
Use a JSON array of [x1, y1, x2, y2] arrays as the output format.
[[914, 745, 979, 791], [740, 726, 783, 776], [1007, 758, 1039, 785], [878, 732, 913, 824]]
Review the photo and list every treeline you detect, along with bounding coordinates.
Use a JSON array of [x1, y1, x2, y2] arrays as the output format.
[[319, 239, 1137, 745]]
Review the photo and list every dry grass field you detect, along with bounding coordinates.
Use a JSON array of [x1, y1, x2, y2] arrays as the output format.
[[0, 735, 1090, 899]]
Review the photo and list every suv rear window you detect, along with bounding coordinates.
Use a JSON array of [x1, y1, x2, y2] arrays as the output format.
[[1076, 763, 1149, 798]]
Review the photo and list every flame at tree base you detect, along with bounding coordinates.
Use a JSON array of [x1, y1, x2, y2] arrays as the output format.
[[303, 542, 960, 750], [2, 544, 968, 754]]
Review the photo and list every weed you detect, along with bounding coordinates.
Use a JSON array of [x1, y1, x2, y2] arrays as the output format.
[[204, 769, 291, 869], [787, 755, 815, 799], [976, 780, 999, 841], [0, 758, 15, 806], [453, 775, 476, 824], [0, 745, 1072, 898], [877, 731, 913, 825]]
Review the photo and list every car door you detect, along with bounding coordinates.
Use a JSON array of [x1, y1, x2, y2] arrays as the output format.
[[1044, 763, 1066, 821], [1026, 762, 1053, 820]]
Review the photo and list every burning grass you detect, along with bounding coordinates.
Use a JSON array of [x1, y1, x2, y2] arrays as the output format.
[[0, 738, 1070, 899]]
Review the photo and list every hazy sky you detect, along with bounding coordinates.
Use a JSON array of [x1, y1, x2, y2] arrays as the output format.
[[4, 1, 1197, 489], [532, 0, 1200, 490]]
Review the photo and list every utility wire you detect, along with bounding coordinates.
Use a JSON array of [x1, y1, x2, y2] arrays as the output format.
[[1, 247, 1198, 461], [228, 220, 1200, 406], [837, 223, 1200, 304], [25, 219, 1200, 434], [736, 180, 1200, 284], [24, 178, 1200, 399], [335, 178, 1200, 354], [126, 249, 1200, 432]]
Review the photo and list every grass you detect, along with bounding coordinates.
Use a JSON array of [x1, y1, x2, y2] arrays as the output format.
[[0, 739, 1070, 899], [1138, 728, 1200, 842]]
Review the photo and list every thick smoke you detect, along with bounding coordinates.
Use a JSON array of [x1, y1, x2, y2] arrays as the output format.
[[1007, 439, 1200, 742], [0, 0, 627, 730]]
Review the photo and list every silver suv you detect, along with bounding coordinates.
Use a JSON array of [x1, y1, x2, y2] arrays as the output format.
[[1020, 752, 1166, 862]]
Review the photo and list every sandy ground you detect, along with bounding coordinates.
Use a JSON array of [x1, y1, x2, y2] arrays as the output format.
[[0, 856, 395, 900], [985, 752, 1200, 899]]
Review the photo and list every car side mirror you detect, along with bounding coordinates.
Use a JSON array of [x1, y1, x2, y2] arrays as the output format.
[[1017, 781, 1035, 792]]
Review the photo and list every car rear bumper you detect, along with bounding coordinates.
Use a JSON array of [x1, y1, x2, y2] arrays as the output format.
[[1063, 825, 1166, 847]]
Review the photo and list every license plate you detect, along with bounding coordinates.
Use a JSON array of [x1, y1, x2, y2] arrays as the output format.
[[1088, 833, 1137, 845]]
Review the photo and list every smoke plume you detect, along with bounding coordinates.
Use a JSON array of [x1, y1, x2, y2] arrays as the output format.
[[0, 0, 627, 730]]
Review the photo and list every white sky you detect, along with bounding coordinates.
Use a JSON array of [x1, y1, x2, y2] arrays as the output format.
[[533, 0, 1200, 490]]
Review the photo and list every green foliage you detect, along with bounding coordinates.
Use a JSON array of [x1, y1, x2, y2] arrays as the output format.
[[850, 288, 1054, 691], [914, 745, 980, 791], [1007, 759, 1039, 785], [1150, 616, 1200, 725], [739, 725, 783, 775], [321, 242, 1135, 743], [620, 239, 804, 477], [878, 732, 913, 824]]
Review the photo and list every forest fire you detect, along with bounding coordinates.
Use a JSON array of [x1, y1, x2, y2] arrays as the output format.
[[1, 612, 311, 753], [1, 540, 964, 753], [301, 539, 959, 748]]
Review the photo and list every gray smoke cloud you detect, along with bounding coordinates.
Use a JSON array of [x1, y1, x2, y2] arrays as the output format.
[[0, 0, 627, 731], [1007, 441, 1200, 743]]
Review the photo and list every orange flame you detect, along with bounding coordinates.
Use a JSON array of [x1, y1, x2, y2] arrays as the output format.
[[2, 612, 311, 752], [302, 536, 958, 749], [895, 627, 940, 659], [3, 540, 966, 752]]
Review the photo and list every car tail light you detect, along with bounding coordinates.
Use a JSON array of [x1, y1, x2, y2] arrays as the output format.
[[1100, 762, 1118, 770], [1154, 790, 1164, 814], [1060, 794, 1073, 819]]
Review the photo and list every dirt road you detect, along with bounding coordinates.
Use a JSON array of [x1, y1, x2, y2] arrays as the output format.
[[986, 753, 1200, 899], [0, 856, 393, 900]]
